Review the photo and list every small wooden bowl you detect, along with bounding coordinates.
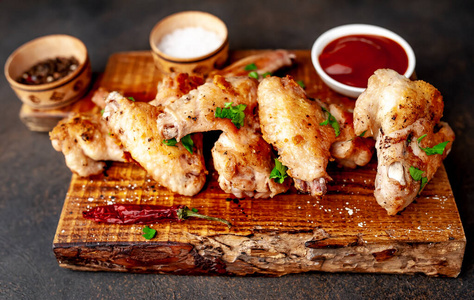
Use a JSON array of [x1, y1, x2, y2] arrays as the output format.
[[149, 11, 229, 76], [4, 34, 92, 110]]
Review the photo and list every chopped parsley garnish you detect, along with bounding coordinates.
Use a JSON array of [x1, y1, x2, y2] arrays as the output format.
[[248, 71, 259, 79], [191, 208, 199, 213], [162, 134, 194, 154], [215, 102, 247, 129], [409, 166, 428, 193], [162, 138, 178, 147], [296, 80, 306, 89], [270, 158, 288, 184], [262, 72, 272, 78], [417, 134, 449, 156], [100, 109, 105, 115], [320, 107, 340, 137], [128, 96, 136, 102], [359, 130, 367, 137], [181, 134, 194, 154], [244, 63, 257, 71], [142, 225, 156, 240]]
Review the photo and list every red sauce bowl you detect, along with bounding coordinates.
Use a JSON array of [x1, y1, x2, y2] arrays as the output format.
[[311, 24, 416, 98]]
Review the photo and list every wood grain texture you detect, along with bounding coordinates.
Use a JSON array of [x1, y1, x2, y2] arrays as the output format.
[[52, 50, 466, 277]]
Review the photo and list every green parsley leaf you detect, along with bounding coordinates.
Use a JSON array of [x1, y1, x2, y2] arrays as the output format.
[[248, 71, 259, 79], [262, 72, 272, 78], [409, 166, 424, 181], [100, 109, 105, 115], [142, 225, 156, 240], [320, 107, 340, 137], [420, 176, 428, 191], [191, 208, 199, 213], [409, 166, 428, 193], [359, 130, 367, 137], [270, 158, 288, 184], [128, 97, 135, 102], [162, 138, 178, 147], [215, 102, 247, 129], [296, 80, 306, 89], [244, 63, 257, 71], [417, 134, 449, 156], [181, 134, 194, 154]]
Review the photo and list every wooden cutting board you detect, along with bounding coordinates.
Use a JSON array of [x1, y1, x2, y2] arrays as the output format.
[[52, 50, 466, 277]]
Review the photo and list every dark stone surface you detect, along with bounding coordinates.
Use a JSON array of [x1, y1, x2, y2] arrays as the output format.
[[0, 0, 472, 299]]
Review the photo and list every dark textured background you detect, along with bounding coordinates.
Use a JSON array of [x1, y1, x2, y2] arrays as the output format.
[[1, 0, 473, 299]]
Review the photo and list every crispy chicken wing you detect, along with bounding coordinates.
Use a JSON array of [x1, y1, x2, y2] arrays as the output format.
[[103, 92, 207, 196], [212, 124, 291, 198], [258, 76, 337, 196], [209, 50, 295, 78], [50, 113, 125, 177], [91, 87, 110, 109], [156, 75, 259, 141], [328, 103, 375, 168], [354, 69, 455, 215], [149, 73, 204, 107]]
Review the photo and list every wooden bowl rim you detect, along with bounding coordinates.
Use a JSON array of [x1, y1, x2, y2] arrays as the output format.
[[149, 11, 228, 63], [4, 34, 89, 91]]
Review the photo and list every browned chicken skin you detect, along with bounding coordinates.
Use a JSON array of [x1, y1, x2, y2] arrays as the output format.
[[258, 76, 337, 196], [209, 49, 295, 78], [50, 112, 125, 177], [354, 69, 455, 215], [102, 92, 207, 196], [149, 73, 204, 107], [328, 103, 375, 168], [156, 75, 259, 141], [212, 126, 291, 198], [154, 72, 291, 198]]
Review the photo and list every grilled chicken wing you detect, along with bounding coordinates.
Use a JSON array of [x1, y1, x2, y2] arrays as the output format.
[[212, 123, 291, 198], [91, 87, 110, 109], [353, 69, 455, 215], [50, 113, 125, 177], [156, 75, 259, 141], [149, 73, 204, 107], [258, 76, 337, 196], [328, 103, 375, 168], [209, 49, 295, 78], [103, 92, 207, 196]]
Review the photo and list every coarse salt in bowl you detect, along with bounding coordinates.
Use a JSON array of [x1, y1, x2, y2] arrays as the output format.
[[150, 11, 229, 75], [311, 24, 416, 98], [157, 27, 224, 59]]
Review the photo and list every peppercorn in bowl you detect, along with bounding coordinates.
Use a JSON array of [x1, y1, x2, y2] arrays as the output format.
[[4, 34, 92, 109]]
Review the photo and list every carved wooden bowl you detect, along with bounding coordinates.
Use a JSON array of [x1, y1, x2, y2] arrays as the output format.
[[4, 34, 92, 110]]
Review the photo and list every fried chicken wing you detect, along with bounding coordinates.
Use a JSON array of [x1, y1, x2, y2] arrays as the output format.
[[149, 73, 204, 107], [258, 76, 337, 196], [209, 49, 295, 78], [353, 69, 455, 215], [212, 125, 291, 198], [103, 92, 207, 196], [50, 113, 125, 177], [328, 103, 375, 168], [156, 75, 259, 141], [91, 87, 110, 109]]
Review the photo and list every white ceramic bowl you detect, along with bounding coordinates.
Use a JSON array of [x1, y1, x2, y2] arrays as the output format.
[[311, 24, 416, 98]]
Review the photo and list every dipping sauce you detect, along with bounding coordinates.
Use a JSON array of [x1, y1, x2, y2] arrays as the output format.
[[318, 34, 408, 88], [157, 27, 224, 59]]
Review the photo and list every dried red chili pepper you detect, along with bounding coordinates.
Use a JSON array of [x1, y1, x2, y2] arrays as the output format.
[[83, 204, 231, 228]]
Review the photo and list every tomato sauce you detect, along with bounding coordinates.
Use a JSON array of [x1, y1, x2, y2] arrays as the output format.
[[319, 34, 408, 88]]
